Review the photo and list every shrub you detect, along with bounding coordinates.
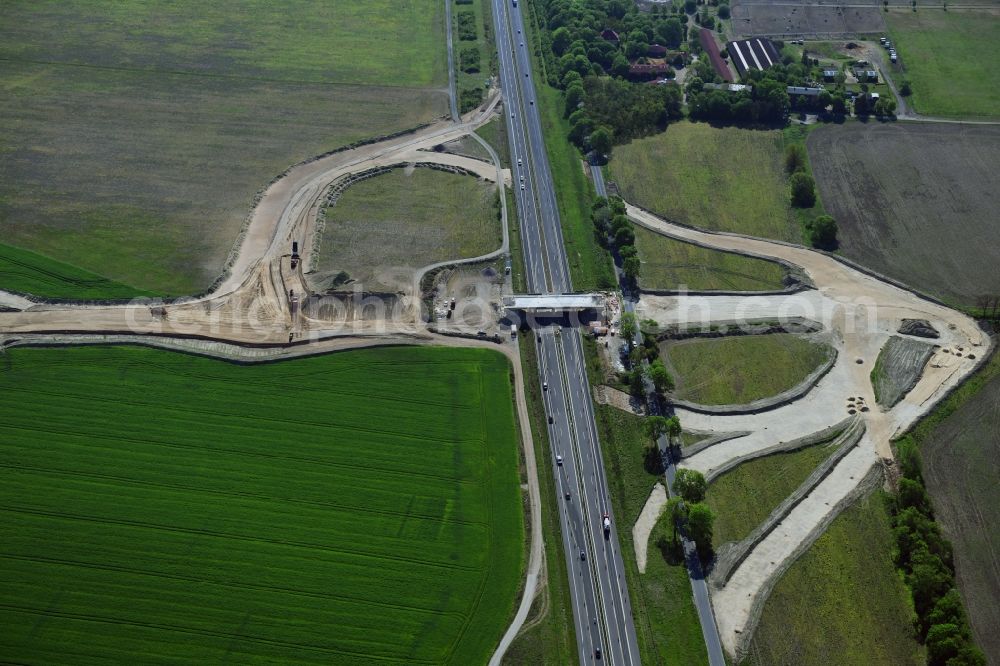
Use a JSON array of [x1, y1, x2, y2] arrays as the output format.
[[789, 172, 816, 208], [459, 87, 483, 113], [805, 214, 837, 249], [457, 11, 476, 40], [785, 144, 807, 173], [460, 46, 480, 73]]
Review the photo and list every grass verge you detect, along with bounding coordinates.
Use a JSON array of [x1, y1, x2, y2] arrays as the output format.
[[745, 492, 923, 666], [705, 440, 839, 547], [0, 345, 523, 664], [661, 334, 832, 406], [502, 334, 577, 665], [596, 405, 709, 665], [634, 226, 788, 292]]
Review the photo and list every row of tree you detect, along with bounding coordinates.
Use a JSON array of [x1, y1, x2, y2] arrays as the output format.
[[892, 437, 985, 665], [592, 196, 642, 283], [660, 467, 715, 559]]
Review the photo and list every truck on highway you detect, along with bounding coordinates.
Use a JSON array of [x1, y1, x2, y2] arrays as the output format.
[[512, 0, 517, 6], [603, 512, 611, 538]]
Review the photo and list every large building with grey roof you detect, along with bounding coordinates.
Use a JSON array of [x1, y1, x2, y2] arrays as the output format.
[[725, 37, 781, 78]]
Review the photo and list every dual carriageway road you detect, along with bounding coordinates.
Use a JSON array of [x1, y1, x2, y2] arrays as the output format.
[[489, 0, 640, 662]]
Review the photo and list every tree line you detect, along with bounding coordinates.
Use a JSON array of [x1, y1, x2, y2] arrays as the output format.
[[891, 437, 985, 665]]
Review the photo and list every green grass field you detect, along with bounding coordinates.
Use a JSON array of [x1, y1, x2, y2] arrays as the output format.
[[662, 334, 831, 406], [888, 9, 1000, 118], [0, 1, 448, 296], [0, 242, 153, 300], [705, 441, 838, 547], [610, 122, 800, 242], [596, 406, 709, 665], [634, 226, 788, 292], [313, 167, 500, 291], [747, 493, 923, 666], [0, 345, 523, 664]]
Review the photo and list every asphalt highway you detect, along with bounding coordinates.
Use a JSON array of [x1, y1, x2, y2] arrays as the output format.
[[590, 165, 727, 666], [489, 0, 640, 662]]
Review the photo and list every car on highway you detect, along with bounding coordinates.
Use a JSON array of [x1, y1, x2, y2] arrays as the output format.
[[595, 647, 602, 659], [555, 454, 562, 466], [548, 415, 553, 424], [565, 490, 571, 500], [580, 550, 586, 561]]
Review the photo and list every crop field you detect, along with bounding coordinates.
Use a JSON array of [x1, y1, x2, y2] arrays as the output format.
[[0, 243, 153, 301], [746, 492, 922, 666], [888, 9, 1000, 118], [313, 167, 500, 292], [596, 406, 709, 666], [634, 226, 788, 293], [705, 440, 838, 547], [909, 351, 1000, 662], [611, 123, 800, 243], [0, 0, 448, 297], [808, 122, 1000, 307], [661, 334, 831, 406], [730, 0, 886, 38], [0, 345, 523, 664]]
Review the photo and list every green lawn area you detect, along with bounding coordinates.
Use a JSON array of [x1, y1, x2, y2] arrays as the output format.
[[0, 0, 448, 296], [313, 167, 500, 292], [0, 242, 153, 300], [747, 493, 923, 666], [705, 441, 839, 547], [887, 9, 1000, 118], [596, 406, 708, 665], [610, 122, 800, 242], [662, 334, 832, 406], [634, 225, 788, 292], [0, 345, 523, 664]]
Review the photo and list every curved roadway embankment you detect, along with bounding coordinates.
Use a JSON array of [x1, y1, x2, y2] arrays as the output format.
[[626, 201, 991, 658]]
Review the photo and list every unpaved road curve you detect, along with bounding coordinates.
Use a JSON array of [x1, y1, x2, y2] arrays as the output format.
[[627, 202, 991, 658]]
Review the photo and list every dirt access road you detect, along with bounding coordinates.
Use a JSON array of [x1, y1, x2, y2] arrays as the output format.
[[627, 202, 989, 659], [0, 87, 544, 666], [0, 97, 507, 345]]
